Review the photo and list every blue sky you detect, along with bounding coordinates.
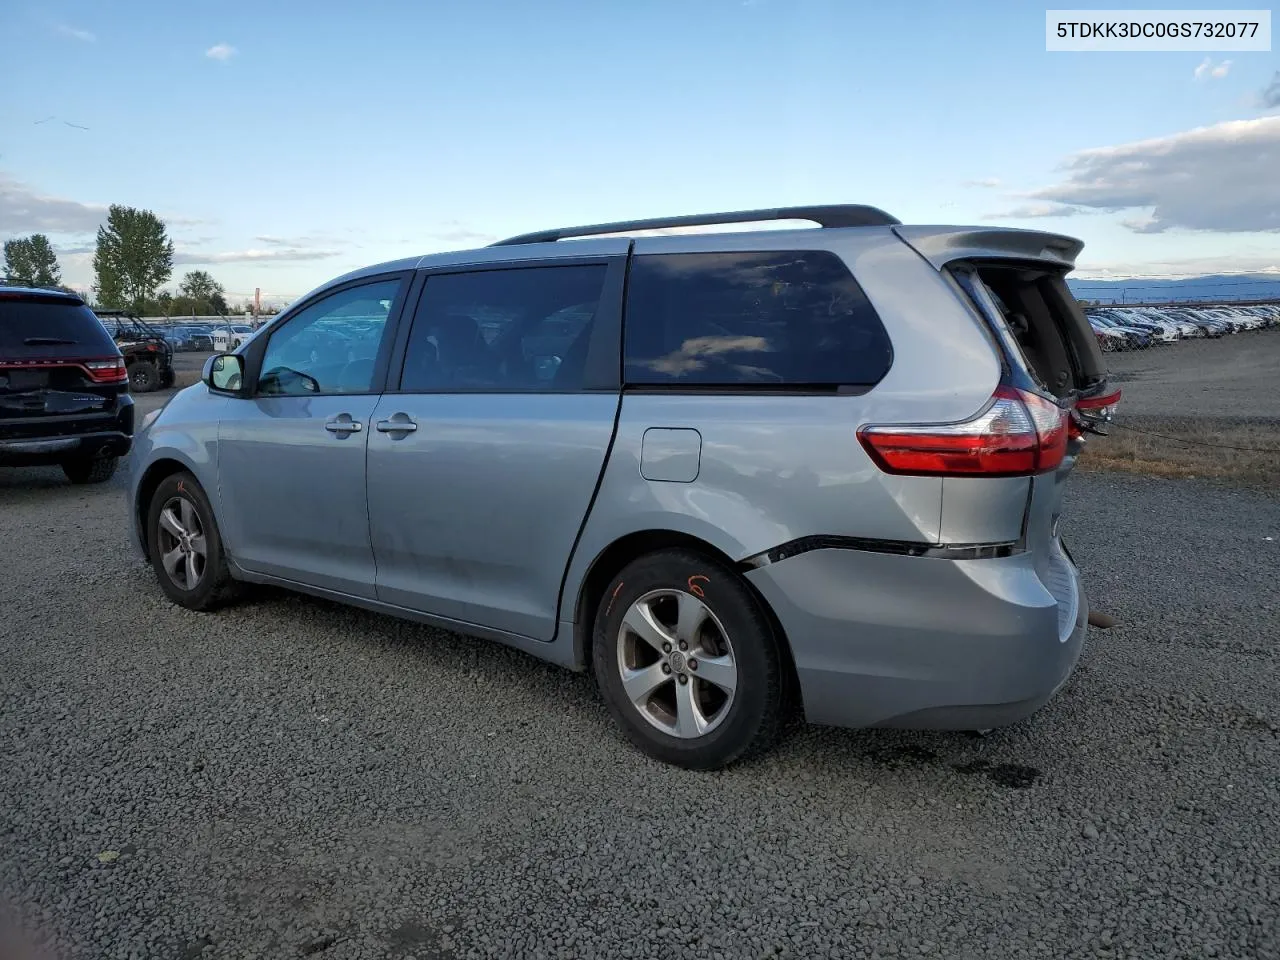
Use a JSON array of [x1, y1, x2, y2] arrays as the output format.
[[3, 0, 1277, 305]]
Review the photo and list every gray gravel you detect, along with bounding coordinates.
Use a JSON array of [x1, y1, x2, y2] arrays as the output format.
[[1104, 328, 1280, 419], [2, 467, 1278, 960]]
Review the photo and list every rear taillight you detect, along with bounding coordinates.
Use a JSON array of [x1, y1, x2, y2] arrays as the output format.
[[1069, 387, 1122, 439], [82, 358, 129, 383], [858, 386, 1068, 477], [1075, 388, 1121, 416]]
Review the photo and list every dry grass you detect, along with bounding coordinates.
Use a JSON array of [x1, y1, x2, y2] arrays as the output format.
[[1078, 416, 1280, 488]]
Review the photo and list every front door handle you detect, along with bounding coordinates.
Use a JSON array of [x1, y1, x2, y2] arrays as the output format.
[[375, 414, 418, 435], [324, 414, 363, 435]]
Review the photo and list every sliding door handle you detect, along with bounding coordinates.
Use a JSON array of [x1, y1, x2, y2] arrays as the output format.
[[375, 414, 418, 434]]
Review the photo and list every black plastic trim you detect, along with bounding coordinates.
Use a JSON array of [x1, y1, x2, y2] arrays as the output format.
[[492, 205, 900, 246], [738, 535, 1023, 571], [621, 383, 875, 397]]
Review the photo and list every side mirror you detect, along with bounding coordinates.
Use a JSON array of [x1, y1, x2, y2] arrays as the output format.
[[203, 353, 245, 395]]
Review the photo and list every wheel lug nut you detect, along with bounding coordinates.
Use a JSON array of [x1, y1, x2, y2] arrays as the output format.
[[688, 658, 698, 671], [662, 642, 672, 654], [678, 675, 689, 685], [661, 663, 672, 675], [678, 641, 688, 651]]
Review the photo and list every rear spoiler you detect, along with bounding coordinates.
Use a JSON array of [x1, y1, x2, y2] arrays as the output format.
[[892, 226, 1083, 271]]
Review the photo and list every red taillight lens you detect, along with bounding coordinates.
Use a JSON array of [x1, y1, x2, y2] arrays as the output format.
[[858, 386, 1068, 477], [1076, 387, 1121, 414], [82, 357, 129, 383], [1069, 387, 1122, 439]]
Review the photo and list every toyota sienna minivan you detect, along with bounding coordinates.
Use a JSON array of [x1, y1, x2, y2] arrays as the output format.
[[127, 205, 1119, 769]]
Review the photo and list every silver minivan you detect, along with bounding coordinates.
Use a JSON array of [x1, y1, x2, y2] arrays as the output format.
[[127, 206, 1119, 769]]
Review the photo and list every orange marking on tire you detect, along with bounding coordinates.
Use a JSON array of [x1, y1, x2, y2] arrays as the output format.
[[687, 575, 709, 598], [606, 581, 624, 616]]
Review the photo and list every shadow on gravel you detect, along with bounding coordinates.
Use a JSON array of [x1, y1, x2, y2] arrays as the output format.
[[0, 466, 84, 491]]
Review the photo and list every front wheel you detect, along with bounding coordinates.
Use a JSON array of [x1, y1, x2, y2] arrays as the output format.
[[593, 548, 785, 770], [146, 471, 238, 610]]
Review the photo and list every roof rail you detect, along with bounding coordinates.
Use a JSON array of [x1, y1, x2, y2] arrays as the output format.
[[490, 204, 900, 246]]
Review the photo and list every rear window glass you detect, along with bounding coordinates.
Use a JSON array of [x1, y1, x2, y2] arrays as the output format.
[[623, 251, 892, 387], [0, 296, 117, 357]]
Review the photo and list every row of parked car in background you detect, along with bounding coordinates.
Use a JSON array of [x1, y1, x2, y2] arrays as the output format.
[[1085, 303, 1280, 352], [157, 321, 260, 353]]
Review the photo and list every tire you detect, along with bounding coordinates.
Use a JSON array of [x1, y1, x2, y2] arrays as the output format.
[[62, 456, 118, 485], [130, 360, 159, 393], [145, 471, 238, 611], [592, 548, 784, 770], [159, 366, 176, 389]]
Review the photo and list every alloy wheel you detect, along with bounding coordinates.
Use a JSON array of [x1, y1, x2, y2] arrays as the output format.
[[616, 589, 738, 739], [157, 496, 206, 590]]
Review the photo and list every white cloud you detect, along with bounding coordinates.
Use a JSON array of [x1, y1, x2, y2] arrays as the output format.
[[430, 225, 498, 245], [1029, 116, 1280, 233], [205, 43, 236, 61], [0, 173, 106, 235], [983, 203, 1079, 220], [56, 23, 96, 42], [963, 177, 1002, 189], [174, 247, 340, 265], [1194, 57, 1231, 80]]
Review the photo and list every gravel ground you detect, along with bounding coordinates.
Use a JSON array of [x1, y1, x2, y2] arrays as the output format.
[[1104, 329, 1280, 419], [2, 466, 1279, 960]]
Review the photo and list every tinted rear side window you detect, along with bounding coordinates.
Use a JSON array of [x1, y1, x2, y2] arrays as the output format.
[[0, 296, 118, 358], [623, 251, 892, 387], [399, 264, 609, 392]]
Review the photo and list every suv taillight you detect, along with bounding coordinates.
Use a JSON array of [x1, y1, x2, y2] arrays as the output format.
[[858, 386, 1068, 477], [83, 358, 129, 383]]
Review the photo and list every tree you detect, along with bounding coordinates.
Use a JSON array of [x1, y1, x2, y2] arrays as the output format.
[[176, 270, 228, 316], [3, 234, 62, 287], [93, 205, 174, 312], [178, 270, 222, 301]]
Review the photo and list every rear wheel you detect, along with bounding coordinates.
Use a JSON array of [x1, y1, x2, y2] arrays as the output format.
[[62, 457, 117, 484], [593, 548, 784, 770], [130, 360, 159, 392], [159, 366, 176, 389], [146, 472, 238, 610]]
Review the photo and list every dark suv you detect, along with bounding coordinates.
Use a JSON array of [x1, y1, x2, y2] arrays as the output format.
[[1, 287, 134, 483]]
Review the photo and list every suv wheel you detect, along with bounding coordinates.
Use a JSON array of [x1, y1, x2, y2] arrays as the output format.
[[593, 548, 784, 770], [146, 472, 238, 610], [130, 360, 158, 392], [62, 456, 118, 484]]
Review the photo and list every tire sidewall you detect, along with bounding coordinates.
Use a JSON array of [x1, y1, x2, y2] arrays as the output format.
[[593, 550, 779, 769], [146, 472, 224, 608]]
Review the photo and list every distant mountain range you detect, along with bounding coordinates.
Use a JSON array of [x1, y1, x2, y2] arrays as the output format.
[[1067, 273, 1280, 304]]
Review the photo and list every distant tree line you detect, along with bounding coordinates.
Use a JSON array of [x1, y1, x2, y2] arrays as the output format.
[[3, 204, 268, 318]]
